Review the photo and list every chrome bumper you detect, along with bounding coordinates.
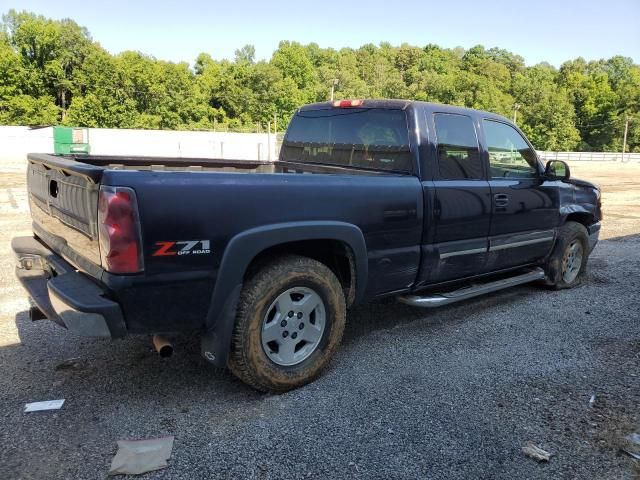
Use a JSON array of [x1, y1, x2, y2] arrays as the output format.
[[12, 236, 126, 338]]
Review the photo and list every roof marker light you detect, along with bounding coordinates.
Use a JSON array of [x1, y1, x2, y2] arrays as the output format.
[[333, 99, 364, 108]]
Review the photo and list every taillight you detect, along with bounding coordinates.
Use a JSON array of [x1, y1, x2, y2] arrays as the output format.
[[98, 186, 144, 274], [333, 99, 364, 108]]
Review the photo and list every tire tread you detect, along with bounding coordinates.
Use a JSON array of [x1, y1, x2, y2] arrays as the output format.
[[228, 254, 345, 392]]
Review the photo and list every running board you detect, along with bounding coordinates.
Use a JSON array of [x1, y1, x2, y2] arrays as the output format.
[[397, 268, 545, 308]]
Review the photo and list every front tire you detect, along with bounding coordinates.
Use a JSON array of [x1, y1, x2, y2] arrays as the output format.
[[228, 255, 346, 392], [543, 221, 589, 289]]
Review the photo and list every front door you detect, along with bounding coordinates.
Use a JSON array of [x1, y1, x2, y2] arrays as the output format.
[[481, 119, 557, 271]]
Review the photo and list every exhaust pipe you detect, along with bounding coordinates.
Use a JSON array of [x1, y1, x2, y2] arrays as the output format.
[[29, 306, 47, 321], [152, 335, 173, 358]]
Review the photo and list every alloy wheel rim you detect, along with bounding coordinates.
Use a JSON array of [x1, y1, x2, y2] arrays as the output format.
[[261, 287, 326, 366], [561, 240, 583, 283]]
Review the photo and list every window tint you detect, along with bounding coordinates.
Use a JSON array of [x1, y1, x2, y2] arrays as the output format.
[[483, 120, 538, 178], [280, 108, 412, 172], [433, 113, 482, 180]]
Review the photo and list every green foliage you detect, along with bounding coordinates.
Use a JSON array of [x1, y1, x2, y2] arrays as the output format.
[[0, 94, 59, 125], [1, 10, 639, 151], [271, 41, 316, 91], [234, 45, 256, 64]]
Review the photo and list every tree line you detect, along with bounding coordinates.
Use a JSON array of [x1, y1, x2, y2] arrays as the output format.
[[1, 9, 638, 152]]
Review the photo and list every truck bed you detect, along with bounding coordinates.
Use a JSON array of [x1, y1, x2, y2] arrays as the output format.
[[25, 151, 412, 278], [28, 153, 392, 181], [24, 151, 423, 339]]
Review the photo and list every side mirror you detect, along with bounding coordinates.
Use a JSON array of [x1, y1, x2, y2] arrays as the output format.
[[545, 160, 570, 181]]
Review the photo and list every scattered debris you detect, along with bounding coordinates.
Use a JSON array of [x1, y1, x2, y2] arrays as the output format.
[[621, 433, 640, 460], [24, 399, 65, 412], [622, 449, 640, 460], [626, 433, 640, 446], [589, 394, 596, 407], [522, 443, 552, 462], [55, 357, 82, 371], [108, 436, 174, 476]]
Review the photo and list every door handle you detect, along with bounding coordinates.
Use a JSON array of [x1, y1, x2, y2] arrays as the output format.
[[383, 208, 417, 221], [494, 194, 509, 207]]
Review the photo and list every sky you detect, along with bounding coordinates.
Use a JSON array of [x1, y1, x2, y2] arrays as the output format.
[[3, 0, 639, 67]]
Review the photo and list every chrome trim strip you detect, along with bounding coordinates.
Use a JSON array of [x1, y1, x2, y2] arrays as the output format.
[[489, 237, 554, 251], [440, 247, 487, 259], [437, 231, 555, 259]]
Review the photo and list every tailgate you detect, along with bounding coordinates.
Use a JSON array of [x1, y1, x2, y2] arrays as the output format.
[[26, 153, 104, 276]]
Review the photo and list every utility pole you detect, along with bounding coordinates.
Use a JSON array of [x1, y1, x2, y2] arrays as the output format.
[[622, 114, 629, 162], [513, 103, 521, 124], [330, 79, 339, 101]]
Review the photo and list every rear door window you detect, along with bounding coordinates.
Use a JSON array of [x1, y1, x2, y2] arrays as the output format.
[[281, 108, 412, 173], [433, 113, 483, 180]]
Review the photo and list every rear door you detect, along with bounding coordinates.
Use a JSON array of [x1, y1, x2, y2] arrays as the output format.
[[418, 112, 492, 284], [481, 119, 557, 271]]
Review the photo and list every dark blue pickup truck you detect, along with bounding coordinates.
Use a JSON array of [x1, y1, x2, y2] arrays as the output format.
[[13, 100, 602, 391]]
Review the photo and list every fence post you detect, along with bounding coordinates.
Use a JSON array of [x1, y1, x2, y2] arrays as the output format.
[[267, 122, 272, 161]]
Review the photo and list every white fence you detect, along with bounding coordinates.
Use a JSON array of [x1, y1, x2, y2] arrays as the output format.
[[0, 126, 636, 165], [537, 150, 640, 163], [0, 126, 278, 163]]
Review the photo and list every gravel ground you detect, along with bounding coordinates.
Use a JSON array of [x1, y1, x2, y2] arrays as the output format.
[[1, 160, 639, 479]]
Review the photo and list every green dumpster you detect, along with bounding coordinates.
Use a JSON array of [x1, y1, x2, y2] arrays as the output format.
[[53, 127, 90, 154]]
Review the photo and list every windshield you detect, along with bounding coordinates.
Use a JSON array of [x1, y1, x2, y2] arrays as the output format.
[[280, 108, 412, 173]]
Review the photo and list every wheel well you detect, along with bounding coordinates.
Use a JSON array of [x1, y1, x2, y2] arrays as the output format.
[[565, 212, 594, 228], [244, 240, 357, 307]]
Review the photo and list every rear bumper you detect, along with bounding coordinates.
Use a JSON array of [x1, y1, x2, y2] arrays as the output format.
[[587, 222, 601, 253], [12, 236, 126, 338]]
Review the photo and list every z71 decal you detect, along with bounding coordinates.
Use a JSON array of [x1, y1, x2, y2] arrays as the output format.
[[152, 240, 211, 256]]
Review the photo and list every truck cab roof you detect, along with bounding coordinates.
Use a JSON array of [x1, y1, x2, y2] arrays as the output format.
[[299, 99, 511, 123]]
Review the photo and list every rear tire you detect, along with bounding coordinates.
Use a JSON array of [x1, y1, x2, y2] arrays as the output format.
[[228, 255, 346, 393], [543, 221, 589, 289]]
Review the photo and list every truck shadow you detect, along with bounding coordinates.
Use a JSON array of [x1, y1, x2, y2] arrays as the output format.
[[342, 282, 535, 345], [7, 282, 533, 403], [5, 232, 635, 400], [8, 309, 256, 402]]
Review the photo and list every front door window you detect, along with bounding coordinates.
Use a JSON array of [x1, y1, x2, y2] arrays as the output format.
[[483, 120, 538, 179]]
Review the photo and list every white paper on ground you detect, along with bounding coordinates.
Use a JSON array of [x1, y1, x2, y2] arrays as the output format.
[[24, 399, 65, 412], [108, 436, 174, 476]]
